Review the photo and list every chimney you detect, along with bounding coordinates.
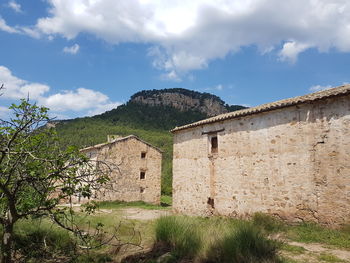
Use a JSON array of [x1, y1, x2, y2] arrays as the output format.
[[107, 135, 121, 143]]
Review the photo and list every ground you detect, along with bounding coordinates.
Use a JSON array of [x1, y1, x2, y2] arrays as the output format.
[[87, 205, 349, 263]]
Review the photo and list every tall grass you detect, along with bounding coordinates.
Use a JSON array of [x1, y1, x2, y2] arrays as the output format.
[[206, 222, 281, 263], [155, 216, 201, 259], [10, 218, 115, 262], [14, 218, 76, 261], [252, 212, 285, 233], [154, 216, 281, 262]]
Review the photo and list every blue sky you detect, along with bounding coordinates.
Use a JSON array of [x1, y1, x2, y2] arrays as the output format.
[[1, 0, 350, 119]]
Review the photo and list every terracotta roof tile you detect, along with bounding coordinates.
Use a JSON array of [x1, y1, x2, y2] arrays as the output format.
[[171, 84, 350, 133]]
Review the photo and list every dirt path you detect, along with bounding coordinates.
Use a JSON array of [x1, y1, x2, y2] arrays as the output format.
[[283, 241, 350, 262], [120, 207, 172, 220], [290, 241, 350, 261]]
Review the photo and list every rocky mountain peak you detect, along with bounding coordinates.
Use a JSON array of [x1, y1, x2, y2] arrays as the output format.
[[130, 88, 230, 117]]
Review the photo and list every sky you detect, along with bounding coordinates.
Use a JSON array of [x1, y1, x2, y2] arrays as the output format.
[[0, 0, 350, 119]]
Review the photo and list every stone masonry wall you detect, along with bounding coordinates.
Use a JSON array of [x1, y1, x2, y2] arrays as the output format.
[[173, 95, 350, 225], [81, 137, 162, 204]]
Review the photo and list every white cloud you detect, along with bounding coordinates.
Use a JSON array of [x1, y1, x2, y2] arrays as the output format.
[[3, 0, 350, 79], [8, 1, 22, 13], [309, 85, 333, 92], [215, 84, 223, 91], [204, 84, 226, 92], [87, 102, 122, 116], [0, 65, 121, 117], [40, 88, 110, 111], [0, 66, 50, 99], [0, 17, 19, 33], [63, 43, 80, 54], [279, 42, 310, 63]]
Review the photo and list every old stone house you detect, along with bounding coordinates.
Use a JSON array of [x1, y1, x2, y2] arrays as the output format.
[[172, 85, 350, 225], [79, 135, 162, 204]]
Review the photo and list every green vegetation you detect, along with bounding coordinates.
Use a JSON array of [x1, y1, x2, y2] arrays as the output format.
[[155, 216, 201, 259], [318, 253, 346, 262], [252, 212, 285, 233], [11, 218, 114, 262], [93, 198, 171, 210], [153, 215, 281, 262], [14, 219, 76, 262], [286, 222, 350, 249], [160, 195, 172, 206], [281, 244, 306, 254], [206, 222, 281, 263]]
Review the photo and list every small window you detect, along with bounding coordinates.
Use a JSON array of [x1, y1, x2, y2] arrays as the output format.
[[211, 136, 218, 153], [140, 187, 145, 193], [141, 152, 146, 159], [140, 171, 146, 180]]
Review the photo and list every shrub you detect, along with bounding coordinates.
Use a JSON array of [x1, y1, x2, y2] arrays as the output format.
[[206, 222, 281, 263], [155, 216, 201, 259]]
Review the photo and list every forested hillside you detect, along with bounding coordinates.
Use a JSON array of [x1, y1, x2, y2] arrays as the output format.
[[55, 88, 247, 195]]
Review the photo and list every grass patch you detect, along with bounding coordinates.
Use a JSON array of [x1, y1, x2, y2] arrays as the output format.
[[155, 216, 201, 259], [14, 218, 76, 261], [90, 195, 172, 212], [93, 199, 170, 210], [160, 195, 172, 206], [206, 222, 282, 263], [286, 222, 350, 249], [318, 253, 346, 262], [252, 212, 285, 233], [281, 244, 306, 254], [153, 216, 282, 262]]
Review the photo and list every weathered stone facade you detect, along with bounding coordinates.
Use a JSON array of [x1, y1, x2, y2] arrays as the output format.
[[80, 135, 162, 204], [172, 85, 350, 225]]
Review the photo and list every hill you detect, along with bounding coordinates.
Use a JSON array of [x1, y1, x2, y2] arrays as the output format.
[[55, 88, 247, 195]]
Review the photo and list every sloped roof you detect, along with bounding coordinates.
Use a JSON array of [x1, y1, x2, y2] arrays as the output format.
[[171, 84, 350, 133], [80, 135, 163, 153]]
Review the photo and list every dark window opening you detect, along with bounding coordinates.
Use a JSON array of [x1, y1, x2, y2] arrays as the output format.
[[140, 187, 145, 193], [141, 152, 146, 158], [140, 171, 146, 180], [211, 136, 218, 153], [207, 197, 215, 209]]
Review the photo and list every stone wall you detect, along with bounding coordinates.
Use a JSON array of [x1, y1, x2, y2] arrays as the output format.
[[173, 95, 350, 225], [81, 137, 162, 204]]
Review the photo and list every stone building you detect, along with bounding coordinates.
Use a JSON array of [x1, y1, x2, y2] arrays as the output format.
[[172, 85, 350, 225], [79, 135, 162, 204]]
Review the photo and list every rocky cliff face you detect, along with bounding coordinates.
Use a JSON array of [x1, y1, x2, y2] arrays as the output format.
[[130, 88, 229, 117]]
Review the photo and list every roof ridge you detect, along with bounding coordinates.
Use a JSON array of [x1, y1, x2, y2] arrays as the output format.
[[171, 84, 350, 132], [80, 134, 163, 153]]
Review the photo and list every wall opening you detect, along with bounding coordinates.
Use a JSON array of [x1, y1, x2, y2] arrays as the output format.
[[207, 197, 215, 209], [211, 136, 218, 154], [140, 171, 146, 179], [140, 187, 145, 193], [141, 152, 146, 158]]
